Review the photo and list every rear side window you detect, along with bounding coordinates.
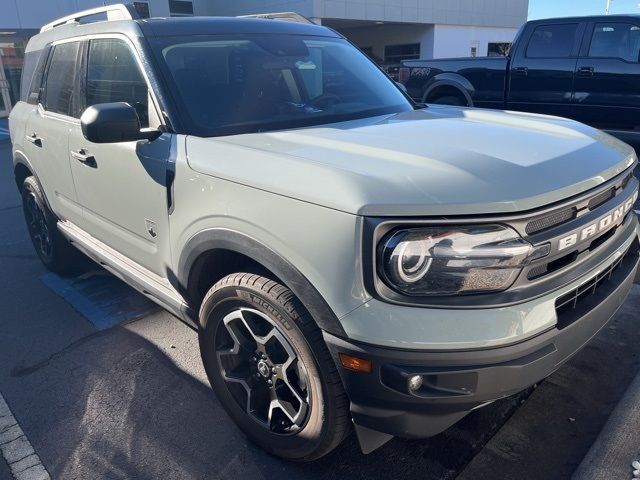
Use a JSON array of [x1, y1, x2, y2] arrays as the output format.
[[589, 23, 640, 62], [43, 42, 82, 117], [526, 24, 578, 58], [86, 38, 149, 127]]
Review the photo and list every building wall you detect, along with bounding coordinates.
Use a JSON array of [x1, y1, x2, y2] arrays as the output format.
[[319, 0, 526, 27], [205, 0, 315, 17], [0, 0, 211, 29], [432, 24, 519, 58]]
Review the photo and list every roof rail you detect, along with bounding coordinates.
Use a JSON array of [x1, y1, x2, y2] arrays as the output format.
[[40, 3, 140, 33], [238, 12, 314, 24]]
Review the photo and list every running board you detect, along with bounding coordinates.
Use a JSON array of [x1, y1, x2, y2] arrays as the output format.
[[57, 220, 197, 328]]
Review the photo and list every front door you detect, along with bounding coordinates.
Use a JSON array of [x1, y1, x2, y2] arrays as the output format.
[[508, 22, 584, 118], [68, 36, 171, 277], [0, 56, 12, 117], [572, 21, 640, 132]]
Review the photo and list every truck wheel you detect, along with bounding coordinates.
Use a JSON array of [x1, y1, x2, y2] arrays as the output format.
[[199, 273, 351, 461], [21, 176, 83, 274], [430, 95, 467, 106]]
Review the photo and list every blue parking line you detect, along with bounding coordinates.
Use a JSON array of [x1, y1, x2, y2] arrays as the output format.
[[40, 270, 159, 330]]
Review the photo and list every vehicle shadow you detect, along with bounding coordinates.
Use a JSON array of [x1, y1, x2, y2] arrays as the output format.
[[10, 315, 524, 480]]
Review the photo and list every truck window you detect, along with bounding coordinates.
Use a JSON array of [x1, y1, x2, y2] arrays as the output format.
[[43, 42, 82, 117], [526, 24, 578, 58], [589, 23, 640, 62], [86, 38, 149, 127]]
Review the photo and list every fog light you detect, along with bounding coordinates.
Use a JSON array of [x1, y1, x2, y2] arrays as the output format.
[[408, 375, 423, 392]]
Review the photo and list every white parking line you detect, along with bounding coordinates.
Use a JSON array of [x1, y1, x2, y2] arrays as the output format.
[[0, 393, 50, 480]]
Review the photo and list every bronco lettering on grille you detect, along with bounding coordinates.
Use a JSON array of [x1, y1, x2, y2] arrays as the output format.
[[558, 190, 638, 251]]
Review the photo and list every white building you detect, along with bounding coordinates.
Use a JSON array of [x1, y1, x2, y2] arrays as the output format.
[[0, 0, 528, 116], [209, 0, 529, 61]]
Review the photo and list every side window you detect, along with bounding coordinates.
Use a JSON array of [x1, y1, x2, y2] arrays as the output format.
[[43, 42, 82, 117], [22, 47, 49, 105], [589, 23, 640, 62], [86, 38, 149, 127], [526, 24, 578, 58]]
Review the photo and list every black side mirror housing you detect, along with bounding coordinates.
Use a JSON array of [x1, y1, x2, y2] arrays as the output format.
[[80, 102, 161, 143]]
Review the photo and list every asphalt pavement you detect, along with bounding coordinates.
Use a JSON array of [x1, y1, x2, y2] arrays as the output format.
[[0, 137, 639, 479]]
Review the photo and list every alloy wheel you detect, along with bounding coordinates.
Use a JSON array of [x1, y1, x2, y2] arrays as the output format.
[[215, 307, 311, 435]]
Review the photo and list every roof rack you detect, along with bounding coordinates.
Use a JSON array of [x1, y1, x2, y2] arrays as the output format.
[[238, 12, 313, 24], [40, 3, 140, 33]]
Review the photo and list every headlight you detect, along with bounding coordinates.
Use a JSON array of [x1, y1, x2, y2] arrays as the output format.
[[378, 224, 548, 296]]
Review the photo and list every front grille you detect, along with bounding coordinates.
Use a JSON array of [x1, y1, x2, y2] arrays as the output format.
[[524, 171, 634, 237], [526, 207, 576, 235], [587, 187, 615, 210], [554, 243, 636, 329]]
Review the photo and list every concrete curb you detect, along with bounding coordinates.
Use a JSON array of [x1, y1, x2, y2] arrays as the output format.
[[572, 370, 640, 479]]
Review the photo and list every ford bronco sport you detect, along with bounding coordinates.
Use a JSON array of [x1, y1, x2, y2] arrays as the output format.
[[9, 4, 640, 461]]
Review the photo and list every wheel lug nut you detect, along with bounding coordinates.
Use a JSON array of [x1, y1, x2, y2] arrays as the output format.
[[271, 367, 276, 374]]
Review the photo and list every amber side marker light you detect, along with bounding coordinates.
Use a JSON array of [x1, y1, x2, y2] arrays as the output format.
[[338, 353, 372, 374]]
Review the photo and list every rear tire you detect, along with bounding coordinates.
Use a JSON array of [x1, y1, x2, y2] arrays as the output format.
[[199, 273, 351, 461], [21, 176, 83, 274]]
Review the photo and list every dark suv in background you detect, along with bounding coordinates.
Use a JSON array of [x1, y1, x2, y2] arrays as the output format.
[[401, 15, 640, 151]]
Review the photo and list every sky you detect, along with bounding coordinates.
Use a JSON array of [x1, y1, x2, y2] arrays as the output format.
[[528, 0, 640, 19]]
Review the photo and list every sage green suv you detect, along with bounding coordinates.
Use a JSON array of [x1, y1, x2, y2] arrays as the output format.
[[9, 4, 640, 461]]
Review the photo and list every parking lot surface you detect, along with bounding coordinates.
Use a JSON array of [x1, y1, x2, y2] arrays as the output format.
[[0, 138, 639, 480]]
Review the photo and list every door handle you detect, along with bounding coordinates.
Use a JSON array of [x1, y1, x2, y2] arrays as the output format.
[[25, 133, 42, 147], [513, 66, 528, 76], [70, 149, 96, 167], [577, 66, 594, 76]]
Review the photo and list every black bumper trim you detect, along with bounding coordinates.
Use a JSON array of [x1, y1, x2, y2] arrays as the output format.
[[324, 248, 639, 439]]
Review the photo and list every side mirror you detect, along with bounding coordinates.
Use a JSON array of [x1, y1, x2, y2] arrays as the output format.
[[80, 102, 161, 143]]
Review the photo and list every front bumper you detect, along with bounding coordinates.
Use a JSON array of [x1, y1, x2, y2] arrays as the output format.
[[324, 240, 639, 441]]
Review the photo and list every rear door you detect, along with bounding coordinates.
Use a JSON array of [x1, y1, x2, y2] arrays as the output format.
[[68, 35, 172, 276], [507, 22, 585, 118], [572, 20, 640, 133], [23, 40, 83, 225]]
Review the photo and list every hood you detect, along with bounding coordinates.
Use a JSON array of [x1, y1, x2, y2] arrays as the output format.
[[186, 106, 636, 216]]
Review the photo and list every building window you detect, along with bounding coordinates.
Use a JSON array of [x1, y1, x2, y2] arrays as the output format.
[[384, 44, 420, 64], [488, 42, 512, 57], [133, 2, 150, 18], [169, 0, 193, 16]]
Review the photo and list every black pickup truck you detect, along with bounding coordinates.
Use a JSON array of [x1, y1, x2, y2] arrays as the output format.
[[400, 15, 640, 149]]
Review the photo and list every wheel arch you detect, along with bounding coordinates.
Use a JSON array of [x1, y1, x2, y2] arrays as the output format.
[[13, 152, 35, 193], [422, 74, 475, 106], [177, 229, 347, 337]]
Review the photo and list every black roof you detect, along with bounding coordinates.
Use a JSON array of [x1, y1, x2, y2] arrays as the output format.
[[136, 16, 340, 38]]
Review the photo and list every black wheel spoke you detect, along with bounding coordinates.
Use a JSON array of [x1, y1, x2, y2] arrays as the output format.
[[215, 307, 310, 435]]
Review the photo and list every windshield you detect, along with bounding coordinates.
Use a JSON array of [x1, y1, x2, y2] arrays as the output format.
[[150, 34, 414, 136]]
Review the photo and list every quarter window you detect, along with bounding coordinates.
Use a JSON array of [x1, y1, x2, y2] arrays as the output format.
[[589, 23, 640, 62], [43, 42, 82, 117], [526, 24, 578, 58], [86, 38, 149, 127]]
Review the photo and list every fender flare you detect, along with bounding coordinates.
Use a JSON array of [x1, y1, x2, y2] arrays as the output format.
[[177, 228, 347, 337], [12, 151, 54, 211], [422, 73, 475, 106]]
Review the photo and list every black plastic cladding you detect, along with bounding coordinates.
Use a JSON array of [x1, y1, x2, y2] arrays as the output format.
[[363, 168, 640, 309]]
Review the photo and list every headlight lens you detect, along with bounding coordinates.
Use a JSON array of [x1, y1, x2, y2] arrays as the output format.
[[379, 224, 547, 296]]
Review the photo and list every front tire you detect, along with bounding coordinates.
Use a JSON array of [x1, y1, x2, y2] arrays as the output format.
[[199, 273, 351, 461], [21, 176, 83, 274]]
